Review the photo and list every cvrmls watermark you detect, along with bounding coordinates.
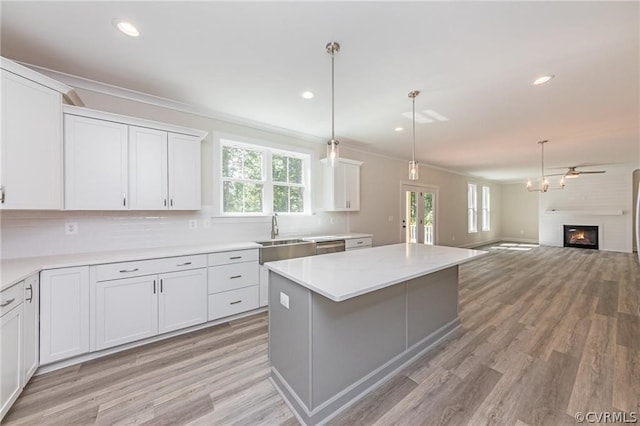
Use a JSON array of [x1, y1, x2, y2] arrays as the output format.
[[575, 411, 638, 423]]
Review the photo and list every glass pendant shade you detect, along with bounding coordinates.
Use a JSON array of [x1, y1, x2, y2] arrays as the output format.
[[409, 160, 419, 181], [327, 139, 339, 167]]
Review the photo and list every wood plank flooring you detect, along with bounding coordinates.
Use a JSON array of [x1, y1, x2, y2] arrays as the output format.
[[4, 244, 639, 425]]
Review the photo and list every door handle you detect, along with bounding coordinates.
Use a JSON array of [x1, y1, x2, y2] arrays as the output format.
[[1, 298, 15, 307]]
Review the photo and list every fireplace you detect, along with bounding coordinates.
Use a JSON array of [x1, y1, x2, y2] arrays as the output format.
[[563, 225, 599, 250]]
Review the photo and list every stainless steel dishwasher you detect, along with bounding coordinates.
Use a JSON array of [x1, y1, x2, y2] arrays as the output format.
[[315, 239, 345, 255]]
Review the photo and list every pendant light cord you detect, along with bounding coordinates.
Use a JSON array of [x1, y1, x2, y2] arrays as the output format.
[[331, 48, 335, 141], [412, 94, 416, 162]]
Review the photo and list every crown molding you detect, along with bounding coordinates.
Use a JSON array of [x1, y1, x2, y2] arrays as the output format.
[[18, 61, 327, 146]]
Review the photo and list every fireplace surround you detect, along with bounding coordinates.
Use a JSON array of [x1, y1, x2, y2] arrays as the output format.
[[563, 225, 599, 250]]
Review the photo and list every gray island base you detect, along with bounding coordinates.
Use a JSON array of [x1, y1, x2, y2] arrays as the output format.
[[268, 265, 461, 425]]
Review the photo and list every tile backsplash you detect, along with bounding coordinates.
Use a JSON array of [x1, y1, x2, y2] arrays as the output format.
[[0, 207, 349, 259]]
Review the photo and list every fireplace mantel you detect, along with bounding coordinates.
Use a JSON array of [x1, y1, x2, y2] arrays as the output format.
[[545, 209, 623, 216]]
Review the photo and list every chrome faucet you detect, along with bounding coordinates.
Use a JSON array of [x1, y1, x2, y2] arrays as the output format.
[[271, 213, 279, 239]]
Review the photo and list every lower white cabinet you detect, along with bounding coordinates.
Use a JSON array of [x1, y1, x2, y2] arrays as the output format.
[[40, 267, 90, 365], [1, 283, 23, 420], [345, 237, 373, 251], [207, 249, 259, 321], [22, 274, 39, 383], [93, 268, 207, 351], [158, 269, 207, 333]]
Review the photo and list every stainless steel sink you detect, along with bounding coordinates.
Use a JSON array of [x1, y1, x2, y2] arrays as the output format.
[[256, 239, 316, 264]]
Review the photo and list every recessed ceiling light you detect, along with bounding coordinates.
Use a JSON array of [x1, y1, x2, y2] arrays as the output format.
[[301, 91, 315, 99], [533, 75, 554, 85], [394, 127, 404, 132], [113, 19, 140, 37]]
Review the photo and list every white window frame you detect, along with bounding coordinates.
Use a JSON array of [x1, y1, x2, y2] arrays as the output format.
[[481, 185, 491, 231], [468, 183, 478, 233], [217, 135, 311, 216]]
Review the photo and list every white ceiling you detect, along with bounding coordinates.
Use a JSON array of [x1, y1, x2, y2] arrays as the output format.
[[2, 1, 639, 182]]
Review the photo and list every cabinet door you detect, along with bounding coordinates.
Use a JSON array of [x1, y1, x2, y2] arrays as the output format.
[[1, 70, 62, 210], [129, 126, 168, 210], [40, 267, 89, 364], [158, 269, 207, 334], [343, 162, 360, 211], [95, 275, 158, 350], [167, 133, 201, 210], [0, 304, 22, 420], [64, 115, 128, 210], [22, 274, 39, 383]]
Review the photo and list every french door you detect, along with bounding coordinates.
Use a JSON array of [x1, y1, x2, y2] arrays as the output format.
[[401, 184, 437, 245]]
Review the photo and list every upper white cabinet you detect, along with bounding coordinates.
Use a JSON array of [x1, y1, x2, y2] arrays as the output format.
[[321, 158, 362, 211], [63, 106, 207, 211], [1, 65, 62, 209], [64, 115, 128, 210]]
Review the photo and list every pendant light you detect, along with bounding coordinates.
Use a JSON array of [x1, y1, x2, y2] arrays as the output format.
[[326, 41, 340, 167], [526, 140, 565, 192], [408, 90, 420, 180]]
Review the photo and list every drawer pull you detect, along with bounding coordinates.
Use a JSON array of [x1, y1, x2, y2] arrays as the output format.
[[119, 268, 139, 273], [0, 298, 15, 307], [357, 241, 363, 244], [230, 275, 242, 279], [177, 262, 192, 267], [229, 256, 242, 260], [153, 280, 156, 294], [26, 284, 33, 302], [230, 300, 242, 305]]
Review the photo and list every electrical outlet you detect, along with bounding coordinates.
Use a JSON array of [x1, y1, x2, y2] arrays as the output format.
[[65, 222, 78, 235], [189, 219, 197, 230], [280, 292, 290, 309], [388, 215, 394, 222], [204, 218, 211, 229]]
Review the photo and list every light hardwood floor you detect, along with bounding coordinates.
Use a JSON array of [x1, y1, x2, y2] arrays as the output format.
[[4, 244, 639, 425]]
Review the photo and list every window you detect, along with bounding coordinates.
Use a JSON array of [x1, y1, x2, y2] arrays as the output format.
[[467, 183, 477, 233], [220, 139, 309, 215], [482, 186, 491, 231]]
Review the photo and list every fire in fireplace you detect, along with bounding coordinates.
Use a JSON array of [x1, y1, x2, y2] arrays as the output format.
[[563, 225, 599, 250]]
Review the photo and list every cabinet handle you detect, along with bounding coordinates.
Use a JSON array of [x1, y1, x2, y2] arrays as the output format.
[[357, 241, 363, 245], [123, 193, 127, 207], [170, 199, 173, 207], [26, 284, 33, 302], [119, 268, 139, 273], [230, 300, 242, 305], [160, 279, 163, 293], [230, 275, 242, 279], [177, 262, 192, 267], [229, 256, 242, 260], [0, 185, 5, 204], [153, 280, 156, 294], [164, 198, 167, 207], [0, 298, 15, 307]]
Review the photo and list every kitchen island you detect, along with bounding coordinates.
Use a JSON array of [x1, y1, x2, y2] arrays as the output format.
[[266, 243, 486, 425]]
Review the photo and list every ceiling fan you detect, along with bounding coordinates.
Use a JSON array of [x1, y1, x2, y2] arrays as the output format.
[[548, 166, 606, 179]]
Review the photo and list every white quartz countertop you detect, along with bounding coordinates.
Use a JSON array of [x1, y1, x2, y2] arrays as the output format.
[[1, 242, 260, 292], [266, 243, 487, 302]]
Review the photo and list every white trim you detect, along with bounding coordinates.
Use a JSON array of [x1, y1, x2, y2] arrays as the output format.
[[545, 209, 624, 216], [19, 60, 326, 145], [63, 105, 208, 139]]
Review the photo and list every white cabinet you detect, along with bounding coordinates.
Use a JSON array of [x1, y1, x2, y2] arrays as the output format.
[[63, 106, 206, 211], [168, 133, 202, 210], [207, 249, 259, 321], [345, 237, 373, 251], [40, 267, 90, 364], [321, 158, 362, 211], [158, 269, 207, 333], [93, 262, 207, 351], [129, 126, 168, 210], [64, 114, 128, 210], [0, 68, 63, 209], [0, 282, 23, 420], [22, 274, 39, 383]]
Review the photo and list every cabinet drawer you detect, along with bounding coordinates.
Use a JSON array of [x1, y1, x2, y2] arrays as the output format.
[[208, 262, 258, 294], [0, 282, 24, 317], [96, 254, 207, 281], [208, 249, 258, 266], [208, 286, 259, 321], [345, 237, 372, 250]]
